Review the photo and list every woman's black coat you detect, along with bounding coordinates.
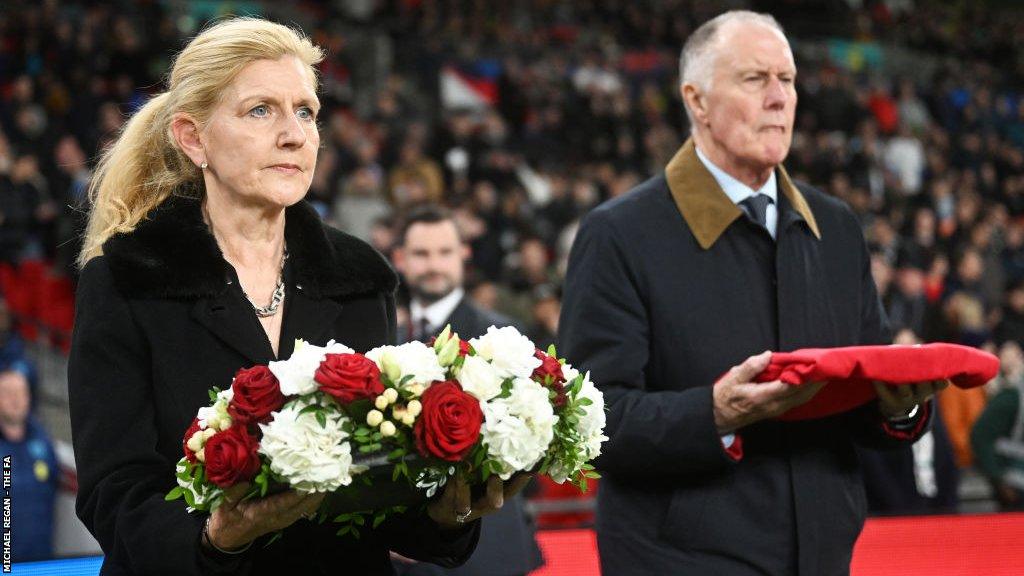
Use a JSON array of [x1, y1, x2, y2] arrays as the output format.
[[68, 196, 478, 575]]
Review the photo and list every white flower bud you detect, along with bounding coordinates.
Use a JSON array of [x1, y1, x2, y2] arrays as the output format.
[[374, 395, 389, 410], [202, 428, 218, 441], [408, 384, 425, 397], [401, 413, 416, 427], [392, 406, 407, 420], [380, 351, 403, 383], [434, 325, 452, 352], [366, 410, 384, 427], [195, 448, 206, 462], [380, 421, 397, 437], [437, 336, 460, 367], [383, 388, 399, 404], [186, 432, 204, 453], [407, 400, 422, 417]]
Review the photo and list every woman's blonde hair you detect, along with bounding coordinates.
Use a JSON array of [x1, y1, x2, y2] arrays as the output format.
[[78, 17, 324, 267]]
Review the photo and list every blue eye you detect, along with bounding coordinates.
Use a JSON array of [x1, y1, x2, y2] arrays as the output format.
[[249, 104, 270, 118], [297, 106, 316, 121]]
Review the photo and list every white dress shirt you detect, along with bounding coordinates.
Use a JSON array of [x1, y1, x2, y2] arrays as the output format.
[[695, 145, 779, 239], [410, 287, 465, 338]]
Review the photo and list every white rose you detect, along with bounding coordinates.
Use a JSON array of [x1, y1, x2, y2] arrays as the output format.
[[269, 340, 354, 397], [258, 400, 365, 493], [365, 342, 445, 386], [457, 355, 504, 401], [480, 378, 557, 479], [469, 326, 542, 380]]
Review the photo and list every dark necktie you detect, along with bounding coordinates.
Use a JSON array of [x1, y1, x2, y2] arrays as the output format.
[[739, 194, 773, 231], [416, 317, 432, 343]]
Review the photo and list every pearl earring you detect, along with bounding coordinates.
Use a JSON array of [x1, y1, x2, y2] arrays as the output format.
[[200, 162, 208, 170]]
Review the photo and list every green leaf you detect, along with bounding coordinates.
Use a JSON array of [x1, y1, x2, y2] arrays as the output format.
[[336, 525, 351, 536], [547, 344, 557, 357], [299, 404, 320, 416], [165, 486, 184, 501], [354, 427, 371, 437], [373, 513, 386, 529], [577, 397, 593, 406], [388, 448, 406, 460], [392, 464, 402, 482], [398, 374, 414, 387], [316, 411, 327, 428], [182, 487, 196, 508]]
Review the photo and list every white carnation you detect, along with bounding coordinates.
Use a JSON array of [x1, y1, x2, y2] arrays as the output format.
[[575, 372, 608, 460], [270, 340, 355, 396], [175, 460, 220, 510], [258, 400, 364, 493], [470, 326, 542, 380], [561, 362, 580, 385], [547, 370, 608, 484], [480, 377, 557, 479], [457, 355, 504, 401], [365, 342, 445, 386]]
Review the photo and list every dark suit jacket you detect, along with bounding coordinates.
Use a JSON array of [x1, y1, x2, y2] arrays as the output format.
[[68, 196, 479, 575], [559, 140, 930, 576], [396, 297, 543, 576]]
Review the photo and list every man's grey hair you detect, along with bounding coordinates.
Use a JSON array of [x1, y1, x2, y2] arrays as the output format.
[[679, 11, 788, 121]]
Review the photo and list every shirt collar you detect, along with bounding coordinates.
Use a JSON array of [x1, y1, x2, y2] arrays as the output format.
[[410, 287, 465, 332], [665, 138, 821, 249], [694, 145, 778, 205]]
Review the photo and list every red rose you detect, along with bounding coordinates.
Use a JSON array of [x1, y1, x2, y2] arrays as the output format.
[[203, 425, 261, 488], [532, 350, 568, 408], [314, 353, 384, 404], [532, 350, 565, 384], [182, 418, 202, 463], [458, 339, 472, 357], [414, 381, 483, 462], [229, 365, 284, 425]]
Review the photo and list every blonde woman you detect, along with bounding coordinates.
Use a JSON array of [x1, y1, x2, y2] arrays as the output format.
[[69, 18, 519, 575]]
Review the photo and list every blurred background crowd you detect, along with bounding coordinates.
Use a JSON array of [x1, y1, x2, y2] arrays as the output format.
[[2, 0, 1024, 562]]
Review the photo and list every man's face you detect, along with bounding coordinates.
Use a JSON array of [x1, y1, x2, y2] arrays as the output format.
[[0, 371, 30, 426], [397, 221, 467, 303], [690, 23, 797, 176]]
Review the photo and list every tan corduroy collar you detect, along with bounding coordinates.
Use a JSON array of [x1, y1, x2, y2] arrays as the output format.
[[665, 138, 821, 249]]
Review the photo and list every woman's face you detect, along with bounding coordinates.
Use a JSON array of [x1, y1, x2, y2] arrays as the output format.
[[201, 56, 320, 209]]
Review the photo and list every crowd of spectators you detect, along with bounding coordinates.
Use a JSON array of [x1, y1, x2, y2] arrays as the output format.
[[3, 0, 1024, 528]]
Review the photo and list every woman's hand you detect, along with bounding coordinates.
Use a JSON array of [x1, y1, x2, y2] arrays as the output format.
[[427, 472, 534, 530], [204, 483, 325, 551]]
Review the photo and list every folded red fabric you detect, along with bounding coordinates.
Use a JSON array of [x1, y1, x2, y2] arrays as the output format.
[[753, 343, 1000, 421]]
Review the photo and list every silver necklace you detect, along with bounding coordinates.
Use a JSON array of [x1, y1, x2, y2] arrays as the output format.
[[246, 249, 288, 318]]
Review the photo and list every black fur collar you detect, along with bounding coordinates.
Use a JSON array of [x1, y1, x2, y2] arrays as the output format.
[[103, 194, 397, 300]]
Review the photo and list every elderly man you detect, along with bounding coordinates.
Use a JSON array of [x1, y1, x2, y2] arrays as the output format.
[[559, 11, 942, 575]]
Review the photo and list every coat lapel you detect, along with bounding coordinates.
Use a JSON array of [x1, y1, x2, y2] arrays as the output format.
[[278, 287, 344, 358], [190, 292, 275, 365]]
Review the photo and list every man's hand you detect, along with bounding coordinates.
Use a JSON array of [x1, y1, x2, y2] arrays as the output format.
[[873, 379, 948, 419], [713, 351, 826, 434]]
